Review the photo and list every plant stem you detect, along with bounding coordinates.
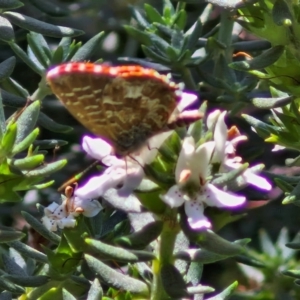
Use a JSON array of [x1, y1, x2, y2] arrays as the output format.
[[179, 66, 197, 90], [151, 213, 180, 300], [176, 2, 186, 12], [31, 77, 52, 101], [217, 9, 234, 60]]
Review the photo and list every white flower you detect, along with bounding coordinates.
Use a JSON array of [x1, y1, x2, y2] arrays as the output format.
[[210, 110, 272, 191], [75, 92, 200, 200], [160, 137, 246, 230], [41, 187, 102, 232]]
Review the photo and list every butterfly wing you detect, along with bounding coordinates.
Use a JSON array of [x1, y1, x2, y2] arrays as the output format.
[[47, 63, 180, 155]]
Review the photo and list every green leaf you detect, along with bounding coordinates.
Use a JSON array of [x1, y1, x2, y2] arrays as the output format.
[[1, 122, 17, 157], [0, 230, 25, 242], [10, 154, 44, 170], [27, 0, 69, 17], [8, 240, 47, 263], [15, 100, 40, 145], [185, 19, 202, 50], [0, 92, 6, 140], [144, 4, 164, 24], [85, 238, 155, 262], [12, 127, 39, 155], [33, 139, 68, 149], [27, 32, 51, 68], [142, 45, 170, 64], [161, 264, 188, 298], [25, 159, 67, 177], [9, 42, 43, 75], [85, 254, 149, 296], [4, 275, 49, 287], [71, 31, 104, 62], [0, 277, 24, 294], [1, 77, 30, 98], [272, 0, 293, 26], [0, 57, 15, 81], [0, 0, 23, 9], [87, 278, 103, 300], [251, 95, 292, 109], [57, 37, 71, 57], [163, 0, 175, 22], [62, 288, 76, 300], [206, 281, 238, 300], [22, 211, 60, 244], [0, 15, 14, 42], [172, 9, 187, 30], [4, 12, 84, 38], [38, 112, 73, 133], [229, 45, 284, 70], [115, 221, 163, 249], [129, 5, 150, 29], [124, 25, 152, 46]]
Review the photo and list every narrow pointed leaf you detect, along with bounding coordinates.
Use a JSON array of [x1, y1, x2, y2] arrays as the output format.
[[124, 25, 152, 46], [71, 31, 104, 62], [4, 275, 49, 287], [33, 139, 68, 149], [27, 0, 69, 17], [0, 16, 14, 42], [9, 42, 43, 75], [0, 230, 25, 242], [0, 277, 24, 294], [8, 241, 47, 263], [144, 4, 164, 24], [85, 238, 155, 262], [161, 264, 188, 298], [87, 278, 103, 300], [251, 95, 292, 109], [15, 100, 40, 144], [1, 78, 29, 98], [229, 46, 284, 70], [85, 254, 149, 296], [12, 128, 39, 155], [129, 5, 150, 29], [27, 32, 51, 68], [0, 57, 16, 81], [115, 220, 163, 249], [62, 288, 76, 300], [4, 12, 84, 37], [10, 154, 44, 170], [0, 0, 23, 9], [21, 211, 60, 244], [186, 19, 202, 50], [38, 112, 73, 133], [25, 159, 67, 177], [1, 122, 17, 156]]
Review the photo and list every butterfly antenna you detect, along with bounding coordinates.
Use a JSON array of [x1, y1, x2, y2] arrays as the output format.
[[57, 160, 98, 193]]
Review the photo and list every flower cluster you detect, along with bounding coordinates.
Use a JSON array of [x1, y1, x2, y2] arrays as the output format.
[[41, 185, 102, 231], [160, 110, 272, 229], [41, 93, 271, 232]]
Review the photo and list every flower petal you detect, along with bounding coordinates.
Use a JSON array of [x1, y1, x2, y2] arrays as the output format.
[[203, 183, 246, 208], [184, 200, 211, 229], [243, 170, 272, 191], [73, 197, 103, 217], [75, 171, 124, 200], [118, 166, 145, 197], [82, 136, 114, 160], [213, 111, 227, 163], [177, 92, 198, 112], [175, 137, 196, 183], [160, 185, 185, 207]]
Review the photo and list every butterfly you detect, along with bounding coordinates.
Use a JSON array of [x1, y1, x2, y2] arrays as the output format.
[[47, 63, 200, 156]]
